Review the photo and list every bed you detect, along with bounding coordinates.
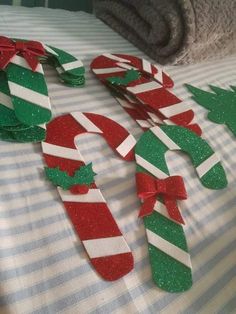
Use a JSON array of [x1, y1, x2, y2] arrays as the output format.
[[0, 5, 236, 314]]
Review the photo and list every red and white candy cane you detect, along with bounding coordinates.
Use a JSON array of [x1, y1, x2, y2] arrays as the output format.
[[42, 112, 136, 280], [90, 53, 202, 135]]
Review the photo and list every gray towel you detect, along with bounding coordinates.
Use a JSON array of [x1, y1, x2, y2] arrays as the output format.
[[94, 0, 236, 65]]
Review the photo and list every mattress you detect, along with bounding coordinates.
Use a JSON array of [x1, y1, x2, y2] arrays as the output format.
[[0, 5, 236, 314]]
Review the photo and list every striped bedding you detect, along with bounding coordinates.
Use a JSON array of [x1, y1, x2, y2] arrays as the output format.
[[0, 5, 236, 314]]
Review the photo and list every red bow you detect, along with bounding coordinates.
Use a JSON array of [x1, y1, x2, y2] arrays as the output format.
[[136, 172, 187, 224], [0, 36, 45, 71]]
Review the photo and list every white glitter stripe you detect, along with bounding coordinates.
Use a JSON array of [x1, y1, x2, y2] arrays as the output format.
[[196, 153, 220, 178], [115, 97, 134, 109], [93, 67, 126, 74], [8, 82, 51, 110], [103, 53, 131, 63], [146, 229, 192, 268], [70, 112, 103, 133], [61, 60, 83, 72], [135, 154, 168, 179], [147, 112, 163, 124], [58, 188, 105, 203], [127, 81, 162, 94], [83, 236, 131, 258], [42, 142, 84, 161], [159, 102, 190, 118], [10, 55, 44, 74], [153, 201, 181, 225], [43, 44, 58, 56], [116, 134, 136, 157], [150, 126, 180, 150], [142, 59, 152, 74], [136, 120, 153, 128], [116, 62, 137, 70]]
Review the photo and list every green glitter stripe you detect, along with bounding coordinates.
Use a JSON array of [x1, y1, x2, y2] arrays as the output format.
[[0, 104, 19, 126], [0, 125, 45, 142], [0, 71, 11, 94], [148, 243, 192, 292], [11, 95, 51, 126], [6, 63, 48, 96], [144, 211, 188, 251]]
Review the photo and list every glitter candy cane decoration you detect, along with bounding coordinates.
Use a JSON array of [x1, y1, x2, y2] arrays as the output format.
[[90, 53, 202, 136], [135, 125, 227, 292], [42, 112, 136, 281], [0, 36, 85, 142]]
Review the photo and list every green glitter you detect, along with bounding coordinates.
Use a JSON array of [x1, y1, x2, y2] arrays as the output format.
[[148, 244, 192, 293], [136, 125, 227, 189], [186, 84, 236, 137], [135, 125, 227, 292], [107, 69, 140, 86]]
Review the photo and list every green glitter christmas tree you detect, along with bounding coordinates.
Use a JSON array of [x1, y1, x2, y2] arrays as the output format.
[[186, 84, 236, 137]]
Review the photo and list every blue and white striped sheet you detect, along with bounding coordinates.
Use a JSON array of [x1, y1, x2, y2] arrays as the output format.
[[0, 5, 236, 314]]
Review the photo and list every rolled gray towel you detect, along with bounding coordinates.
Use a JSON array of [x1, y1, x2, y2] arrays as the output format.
[[94, 0, 236, 65]]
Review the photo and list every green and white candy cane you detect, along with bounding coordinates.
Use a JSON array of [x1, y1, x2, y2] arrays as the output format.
[[1, 38, 85, 128], [135, 125, 227, 292], [0, 71, 46, 142], [43, 44, 85, 87]]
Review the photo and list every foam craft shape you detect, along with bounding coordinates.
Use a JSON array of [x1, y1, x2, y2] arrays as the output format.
[[107, 69, 140, 85], [42, 112, 136, 280], [0, 36, 85, 142], [90, 53, 202, 135], [186, 84, 236, 137], [45, 163, 96, 192], [135, 125, 227, 292]]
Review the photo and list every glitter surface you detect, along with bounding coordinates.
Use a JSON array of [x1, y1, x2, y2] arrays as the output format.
[[136, 125, 227, 189], [44, 163, 96, 191], [186, 84, 236, 137], [135, 124, 228, 292], [0, 38, 85, 143]]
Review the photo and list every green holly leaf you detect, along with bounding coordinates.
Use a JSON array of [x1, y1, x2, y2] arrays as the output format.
[[107, 69, 140, 86], [72, 163, 96, 185], [44, 163, 96, 190]]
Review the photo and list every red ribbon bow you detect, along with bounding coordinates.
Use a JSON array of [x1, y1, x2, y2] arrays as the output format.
[[0, 36, 45, 71], [136, 172, 187, 224]]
